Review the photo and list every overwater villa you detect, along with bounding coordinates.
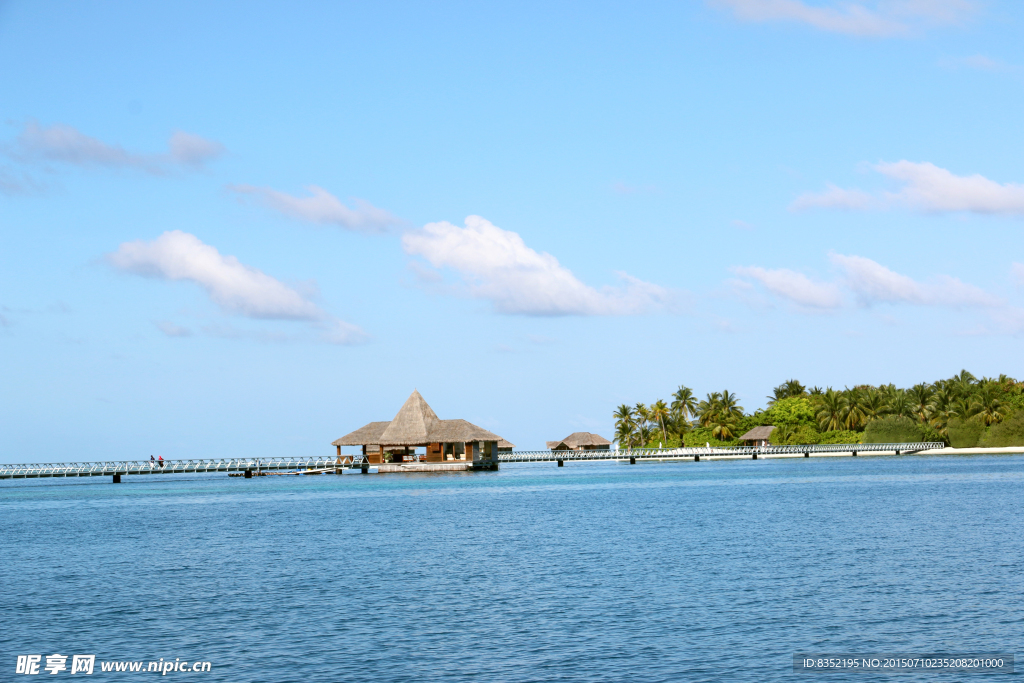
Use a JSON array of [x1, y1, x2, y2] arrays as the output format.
[[333, 390, 511, 466], [546, 432, 612, 451]]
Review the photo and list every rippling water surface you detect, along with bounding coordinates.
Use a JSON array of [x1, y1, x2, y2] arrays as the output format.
[[2, 455, 1021, 682]]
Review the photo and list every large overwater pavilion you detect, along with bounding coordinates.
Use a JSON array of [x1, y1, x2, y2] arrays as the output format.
[[332, 390, 507, 465]]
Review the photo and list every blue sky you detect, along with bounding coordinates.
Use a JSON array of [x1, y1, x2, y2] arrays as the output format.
[[2, 0, 1023, 461]]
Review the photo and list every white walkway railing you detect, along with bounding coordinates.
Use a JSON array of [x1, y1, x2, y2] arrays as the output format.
[[0, 456, 347, 479], [497, 442, 945, 462]]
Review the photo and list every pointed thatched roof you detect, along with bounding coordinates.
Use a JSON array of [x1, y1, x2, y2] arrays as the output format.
[[560, 432, 611, 448], [378, 390, 440, 446], [497, 439, 515, 450], [333, 391, 510, 447], [739, 426, 775, 441], [332, 421, 390, 446], [546, 440, 563, 449]]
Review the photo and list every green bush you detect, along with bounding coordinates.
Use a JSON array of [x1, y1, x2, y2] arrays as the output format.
[[643, 434, 682, 448], [817, 429, 863, 444], [761, 397, 816, 427], [770, 424, 820, 445], [863, 416, 926, 443], [682, 427, 740, 448], [947, 417, 985, 448], [978, 411, 1024, 447], [920, 423, 945, 445]]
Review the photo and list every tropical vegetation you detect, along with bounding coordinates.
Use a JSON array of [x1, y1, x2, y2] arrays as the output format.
[[613, 371, 1024, 448]]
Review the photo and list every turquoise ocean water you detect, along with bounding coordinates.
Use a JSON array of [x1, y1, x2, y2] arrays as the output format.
[[2, 455, 1021, 681]]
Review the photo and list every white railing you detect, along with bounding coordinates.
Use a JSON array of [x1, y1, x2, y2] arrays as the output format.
[[0, 456, 348, 479], [497, 442, 945, 462], [0, 443, 948, 479]]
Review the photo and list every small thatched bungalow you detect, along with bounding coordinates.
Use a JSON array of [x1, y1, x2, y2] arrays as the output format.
[[739, 425, 775, 447], [546, 432, 612, 451], [333, 390, 509, 465]]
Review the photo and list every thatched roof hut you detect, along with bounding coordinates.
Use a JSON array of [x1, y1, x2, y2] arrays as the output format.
[[332, 391, 511, 464], [378, 390, 440, 446], [426, 418, 502, 444], [332, 421, 390, 447], [548, 432, 612, 451], [739, 426, 775, 445]]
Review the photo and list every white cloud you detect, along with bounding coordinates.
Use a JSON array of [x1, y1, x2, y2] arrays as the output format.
[[12, 121, 223, 173], [711, 0, 976, 36], [793, 161, 1024, 215], [168, 131, 225, 167], [734, 253, 1000, 312], [731, 265, 844, 308], [108, 231, 366, 343], [319, 319, 368, 345], [712, 0, 904, 36], [108, 231, 321, 320], [229, 184, 401, 233], [831, 253, 999, 307], [876, 161, 1024, 214], [402, 215, 673, 316], [790, 183, 876, 211]]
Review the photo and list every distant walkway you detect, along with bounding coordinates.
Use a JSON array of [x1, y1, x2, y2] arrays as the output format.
[[499, 442, 946, 463], [0, 457, 340, 480], [4, 444, 1019, 482]]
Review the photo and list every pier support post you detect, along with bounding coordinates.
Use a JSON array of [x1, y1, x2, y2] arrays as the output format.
[[752, 453, 757, 460], [112, 474, 121, 484], [244, 469, 252, 478], [804, 452, 809, 458], [895, 449, 900, 455], [557, 459, 563, 467], [694, 454, 700, 462], [852, 451, 857, 457], [629, 456, 636, 465]]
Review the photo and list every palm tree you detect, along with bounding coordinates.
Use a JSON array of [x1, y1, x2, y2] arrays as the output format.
[[928, 386, 956, 437], [861, 387, 887, 422], [887, 389, 914, 419], [952, 369, 976, 399], [841, 386, 866, 430], [637, 423, 655, 448], [613, 404, 636, 450], [908, 383, 934, 423], [650, 400, 670, 443], [697, 390, 743, 441], [697, 392, 722, 428], [711, 416, 738, 441], [671, 385, 698, 423], [809, 386, 824, 396], [816, 388, 846, 432], [634, 403, 650, 430], [767, 378, 807, 405], [971, 384, 1006, 426], [615, 422, 636, 450], [950, 396, 975, 421], [718, 390, 744, 419]]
